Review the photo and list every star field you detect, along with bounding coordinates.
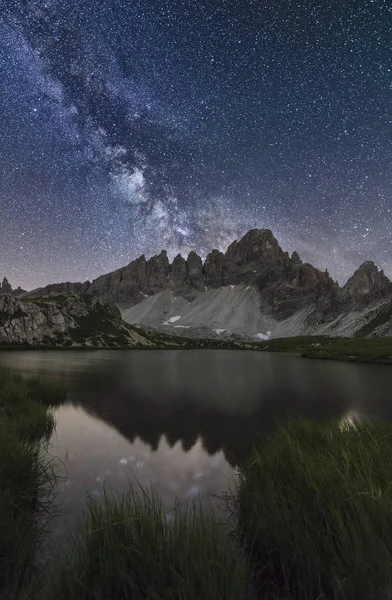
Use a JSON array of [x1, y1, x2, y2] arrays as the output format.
[[0, 0, 391, 289]]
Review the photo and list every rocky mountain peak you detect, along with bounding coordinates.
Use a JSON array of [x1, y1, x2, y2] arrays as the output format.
[[13, 287, 25, 296], [291, 251, 302, 265], [1, 278, 12, 294], [0, 277, 27, 296], [204, 249, 225, 286], [225, 229, 281, 264], [170, 254, 188, 290], [344, 261, 392, 305], [186, 251, 204, 290], [172, 253, 186, 268]]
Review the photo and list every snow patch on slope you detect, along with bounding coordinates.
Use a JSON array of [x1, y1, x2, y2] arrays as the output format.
[[256, 332, 271, 340], [163, 315, 182, 325]]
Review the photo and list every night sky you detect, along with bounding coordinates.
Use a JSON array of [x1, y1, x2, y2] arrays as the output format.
[[1, 0, 391, 290]]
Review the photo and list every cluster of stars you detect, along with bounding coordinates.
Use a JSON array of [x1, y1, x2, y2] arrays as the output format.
[[0, 0, 391, 289]]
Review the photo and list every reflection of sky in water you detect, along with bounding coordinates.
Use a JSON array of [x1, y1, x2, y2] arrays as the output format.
[[48, 403, 232, 553]]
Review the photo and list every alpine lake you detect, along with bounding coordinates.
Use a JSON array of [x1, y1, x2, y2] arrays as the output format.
[[1, 348, 392, 553]]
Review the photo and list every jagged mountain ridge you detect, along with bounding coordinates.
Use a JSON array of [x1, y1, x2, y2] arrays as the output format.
[[22, 229, 340, 308], [11, 229, 392, 339]]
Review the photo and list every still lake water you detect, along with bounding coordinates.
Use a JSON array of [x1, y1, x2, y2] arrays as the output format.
[[1, 349, 392, 550]]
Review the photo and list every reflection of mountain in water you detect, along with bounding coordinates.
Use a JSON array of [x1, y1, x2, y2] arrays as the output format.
[[65, 368, 350, 467]]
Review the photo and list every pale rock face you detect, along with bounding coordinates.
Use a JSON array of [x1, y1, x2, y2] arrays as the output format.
[[0, 294, 73, 344], [0, 294, 152, 347]]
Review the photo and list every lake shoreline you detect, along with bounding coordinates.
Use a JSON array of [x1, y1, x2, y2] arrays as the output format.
[[2, 334, 392, 366], [301, 351, 392, 365]]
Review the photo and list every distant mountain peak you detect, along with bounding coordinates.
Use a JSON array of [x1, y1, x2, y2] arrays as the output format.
[[0, 277, 26, 296], [344, 260, 391, 304]]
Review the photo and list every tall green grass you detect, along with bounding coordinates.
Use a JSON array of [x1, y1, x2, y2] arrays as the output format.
[[237, 419, 392, 599], [0, 370, 65, 439], [6, 364, 392, 600], [48, 491, 250, 600], [0, 370, 63, 597]]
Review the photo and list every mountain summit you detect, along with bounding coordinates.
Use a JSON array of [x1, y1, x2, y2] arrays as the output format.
[[344, 261, 392, 306], [0, 278, 25, 296]]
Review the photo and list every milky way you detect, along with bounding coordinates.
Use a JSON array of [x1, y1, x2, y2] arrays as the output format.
[[1, 0, 391, 289]]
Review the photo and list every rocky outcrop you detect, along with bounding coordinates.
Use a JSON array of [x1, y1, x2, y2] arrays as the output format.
[[344, 261, 392, 306], [0, 278, 27, 296], [24, 250, 173, 308], [291, 251, 302, 265], [255, 259, 343, 322], [204, 249, 225, 286], [12, 287, 26, 296], [0, 294, 152, 347], [187, 251, 204, 291], [1, 278, 12, 294], [170, 254, 189, 292]]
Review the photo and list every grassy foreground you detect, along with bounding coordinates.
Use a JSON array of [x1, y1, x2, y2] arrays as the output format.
[[47, 492, 249, 600], [47, 418, 392, 600], [4, 367, 392, 599], [0, 370, 64, 598], [237, 419, 392, 599]]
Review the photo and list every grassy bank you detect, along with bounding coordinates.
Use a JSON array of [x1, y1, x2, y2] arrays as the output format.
[[237, 419, 392, 599], [301, 336, 392, 364], [0, 370, 65, 598], [256, 335, 392, 364], [47, 492, 249, 600], [47, 418, 392, 600]]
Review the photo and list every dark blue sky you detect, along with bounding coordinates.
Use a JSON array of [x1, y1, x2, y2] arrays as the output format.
[[1, 0, 391, 289]]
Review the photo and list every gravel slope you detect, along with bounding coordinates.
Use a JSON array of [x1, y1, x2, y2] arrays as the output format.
[[122, 286, 273, 338], [122, 286, 392, 340]]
